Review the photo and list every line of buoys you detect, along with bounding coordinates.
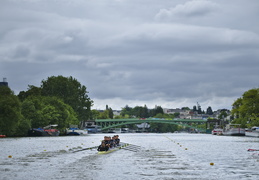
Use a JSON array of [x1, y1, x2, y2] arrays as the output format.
[[165, 136, 187, 150], [165, 136, 216, 166]]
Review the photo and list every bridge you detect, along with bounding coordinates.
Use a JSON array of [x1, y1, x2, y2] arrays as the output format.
[[95, 118, 208, 132]]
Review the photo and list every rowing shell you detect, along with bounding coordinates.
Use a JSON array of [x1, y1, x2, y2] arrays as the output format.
[[98, 143, 129, 154]]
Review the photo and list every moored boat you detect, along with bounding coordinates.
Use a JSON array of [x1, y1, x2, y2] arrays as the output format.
[[28, 125, 60, 136], [211, 126, 223, 135], [66, 127, 88, 136], [86, 125, 102, 133], [223, 124, 245, 136], [0, 135, 6, 138], [245, 127, 259, 138]]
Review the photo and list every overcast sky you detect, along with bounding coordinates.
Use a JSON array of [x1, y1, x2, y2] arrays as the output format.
[[1, 0, 259, 111]]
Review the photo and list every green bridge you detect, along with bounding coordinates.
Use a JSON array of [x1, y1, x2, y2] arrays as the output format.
[[95, 118, 208, 132]]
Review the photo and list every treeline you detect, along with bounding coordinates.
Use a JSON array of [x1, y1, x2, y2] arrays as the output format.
[[0, 76, 92, 136], [1, 75, 258, 136]]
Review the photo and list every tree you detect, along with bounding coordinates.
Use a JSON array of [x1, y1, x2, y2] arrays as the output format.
[[21, 96, 78, 133], [41, 76, 93, 124], [182, 107, 190, 110], [149, 113, 178, 132], [108, 108, 113, 119], [206, 106, 213, 115], [105, 105, 114, 119], [0, 86, 23, 136], [197, 105, 202, 114], [18, 85, 42, 102], [120, 105, 133, 117], [132, 106, 149, 118], [98, 110, 109, 119], [91, 109, 100, 120], [193, 105, 197, 112], [231, 88, 259, 128]]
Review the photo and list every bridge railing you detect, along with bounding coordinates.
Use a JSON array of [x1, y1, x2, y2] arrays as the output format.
[[95, 118, 207, 123]]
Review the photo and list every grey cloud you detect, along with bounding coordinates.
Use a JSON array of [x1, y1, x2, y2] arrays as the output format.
[[1, 0, 259, 111], [155, 0, 219, 21]]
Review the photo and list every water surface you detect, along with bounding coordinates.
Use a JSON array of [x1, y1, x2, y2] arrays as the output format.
[[1, 133, 258, 180]]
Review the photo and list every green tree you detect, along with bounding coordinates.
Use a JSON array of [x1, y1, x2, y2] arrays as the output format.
[[120, 105, 133, 117], [231, 88, 259, 128], [91, 109, 100, 120], [98, 110, 109, 119], [18, 85, 42, 102], [182, 107, 190, 110], [149, 113, 177, 132], [15, 117, 31, 136], [41, 76, 93, 124], [0, 86, 23, 136], [150, 106, 164, 117], [22, 96, 78, 133], [108, 108, 113, 119], [174, 112, 180, 118]]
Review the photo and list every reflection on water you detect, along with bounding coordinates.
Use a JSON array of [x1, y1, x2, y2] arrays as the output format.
[[0, 134, 258, 180]]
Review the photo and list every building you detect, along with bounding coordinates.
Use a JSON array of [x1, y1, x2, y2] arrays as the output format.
[[0, 78, 8, 87]]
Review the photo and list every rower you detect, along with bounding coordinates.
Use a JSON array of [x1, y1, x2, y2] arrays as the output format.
[[97, 140, 109, 151], [111, 136, 116, 147], [114, 135, 120, 145]]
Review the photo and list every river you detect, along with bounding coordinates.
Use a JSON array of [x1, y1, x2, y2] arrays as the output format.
[[0, 133, 258, 180]]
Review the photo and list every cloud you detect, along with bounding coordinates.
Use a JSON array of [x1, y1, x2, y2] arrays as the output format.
[[1, 0, 259, 111], [155, 0, 219, 21]]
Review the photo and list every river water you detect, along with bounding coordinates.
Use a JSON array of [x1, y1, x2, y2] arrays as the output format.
[[0, 133, 258, 180]]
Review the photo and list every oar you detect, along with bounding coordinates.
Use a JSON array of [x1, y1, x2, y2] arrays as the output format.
[[127, 144, 141, 147], [120, 147, 139, 152], [121, 149, 138, 152], [73, 146, 99, 153], [120, 145, 141, 152], [127, 145, 141, 149]]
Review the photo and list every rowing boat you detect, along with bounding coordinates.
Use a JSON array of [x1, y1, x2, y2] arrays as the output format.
[[98, 143, 129, 154]]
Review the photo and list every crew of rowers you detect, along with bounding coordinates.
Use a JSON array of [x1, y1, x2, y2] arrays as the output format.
[[97, 135, 120, 151]]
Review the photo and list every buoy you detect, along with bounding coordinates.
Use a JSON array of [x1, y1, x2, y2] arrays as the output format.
[[44, 150, 47, 151], [185, 148, 188, 150], [180, 145, 182, 147], [210, 163, 214, 166], [8, 155, 12, 158]]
